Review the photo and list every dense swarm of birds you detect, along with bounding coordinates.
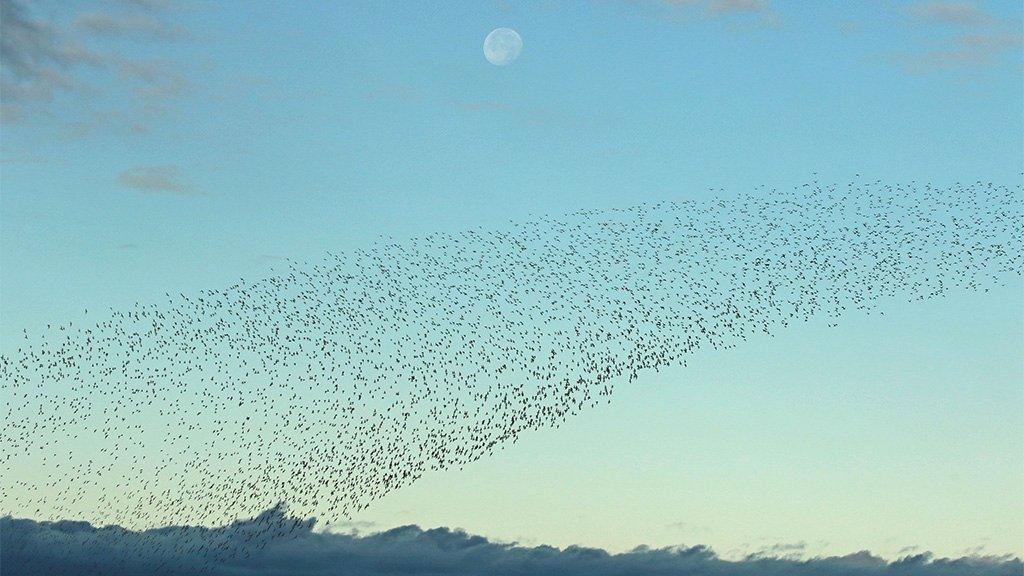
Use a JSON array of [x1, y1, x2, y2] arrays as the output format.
[[1, 178, 1022, 569]]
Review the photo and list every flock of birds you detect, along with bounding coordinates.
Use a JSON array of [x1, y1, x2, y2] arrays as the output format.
[[1, 178, 1022, 568]]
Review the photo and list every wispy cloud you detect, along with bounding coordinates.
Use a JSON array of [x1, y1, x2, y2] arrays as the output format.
[[118, 165, 199, 196], [610, 0, 778, 27], [74, 12, 187, 40], [706, 0, 769, 16], [116, 57, 190, 98], [117, 0, 179, 9], [0, 0, 104, 120], [895, 1, 1021, 75], [0, 0, 192, 124], [2, 508, 1020, 576], [908, 2, 994, 26], [899, 32, 1023, 73]]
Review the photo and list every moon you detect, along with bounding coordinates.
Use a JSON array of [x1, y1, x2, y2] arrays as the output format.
[[483, 28, 522, 66]]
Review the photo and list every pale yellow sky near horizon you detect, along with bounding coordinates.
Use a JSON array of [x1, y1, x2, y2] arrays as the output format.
[[330, 281, 1023, 560]]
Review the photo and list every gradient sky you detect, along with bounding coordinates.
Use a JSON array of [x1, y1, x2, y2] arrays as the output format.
[[2, 0, 1022, 561]]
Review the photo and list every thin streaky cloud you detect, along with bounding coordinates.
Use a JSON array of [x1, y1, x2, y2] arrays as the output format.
[[898, 32, 1023, 73], [908, 2, 994, 26], [706, 0, 769, 16], [118, 165, 200, 196], [74, 12, 188, 40], [0, 0, 193, 125]]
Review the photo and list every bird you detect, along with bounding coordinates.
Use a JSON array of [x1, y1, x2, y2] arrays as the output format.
[[0, 176, 1021, 573]]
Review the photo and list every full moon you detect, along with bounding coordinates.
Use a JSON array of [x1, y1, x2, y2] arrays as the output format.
[[483, 28, 522, 66]]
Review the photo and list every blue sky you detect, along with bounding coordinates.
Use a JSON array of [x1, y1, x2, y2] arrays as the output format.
[[2, 0, 1022, 560]]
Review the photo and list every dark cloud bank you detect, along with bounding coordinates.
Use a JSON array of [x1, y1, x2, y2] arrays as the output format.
[[2, 506, 1019, 576]]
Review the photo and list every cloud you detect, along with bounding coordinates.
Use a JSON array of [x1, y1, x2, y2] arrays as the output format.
[[325, 518, 379, 534], [750, 541, 809, 560], [116, 58, 190, 99], [118, 165, 198, 196], [894, 1, 1021, 75], [908, 2, 994, 26], [0, 0, 105, 115], [959, 32, 1024, 52], [899, 32, 1023, 73], [2, 507, 1021, 576], [706, 0, 769, 16], [116, 0, 179, 9], [681, 0, 779, 27], [665, 520, 712, 537], [612, 0, 777, 26], [74, 12, 187, 40], [0, 0, 192, 124], [0, 1, 104, 78]]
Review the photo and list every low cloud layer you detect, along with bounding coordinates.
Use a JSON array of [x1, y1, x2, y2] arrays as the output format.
[[2, 507, 1020, 576]]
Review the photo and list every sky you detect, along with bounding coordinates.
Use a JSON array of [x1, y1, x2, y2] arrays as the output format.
[[2, 0, 1023, 563]]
